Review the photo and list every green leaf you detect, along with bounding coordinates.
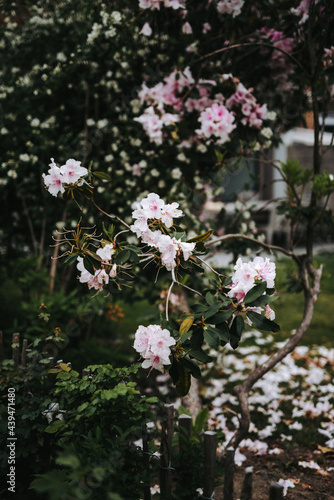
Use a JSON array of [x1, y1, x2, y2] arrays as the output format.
[[204, 302, 222, 320], [56, 454, 81, 469], [229, 315, 244, 349], [114, 249, 130, 265], [216, 323, 230, 344], [30, 471, 68, 499], [187, 230, 213, 243], [188, 349, 213, 363], [210, 309, 233, 324], [64, 254, 78, 267], [59, 363, 71, 372], [180, 357, 201, 379], [203, 326, 220, 349], [244, 281, 267, 305], [205, 292, 216, 306], [194, 407, 209, 434], [251, 294, 278, 307], [247, 311, 280, 332], [92, 171, 111, 181], [175, 364, 191, 396], [83, 256, 95, 275], [44, 420, 65, 434]]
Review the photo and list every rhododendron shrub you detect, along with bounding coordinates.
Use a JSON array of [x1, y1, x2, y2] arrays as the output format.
[[2, 0, 334, 259], [43, 164, 280, 394]]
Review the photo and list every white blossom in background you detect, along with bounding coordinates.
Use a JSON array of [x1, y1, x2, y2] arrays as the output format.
[[216, 0, 245, 17]]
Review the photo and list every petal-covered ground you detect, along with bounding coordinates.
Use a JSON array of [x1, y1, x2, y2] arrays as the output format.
[[201, 330, 334, 498]]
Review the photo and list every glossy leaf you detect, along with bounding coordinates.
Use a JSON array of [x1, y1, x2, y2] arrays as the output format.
[[244, 281, 267, 305], [180, 357, 201, 379], [204, 326, 220, 349], [188, 349, 213, 363], [229, 315, 244, 349], [247, 311, 280, 332], [92, 171, 111, 181], [114, 249, 130, 265], [176, 365, 191, 396], [209, 309, 233, 324], [187, 230, 213, 243]]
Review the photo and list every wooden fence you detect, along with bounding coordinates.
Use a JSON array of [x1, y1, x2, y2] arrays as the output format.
[[2, 331, 286, 500]]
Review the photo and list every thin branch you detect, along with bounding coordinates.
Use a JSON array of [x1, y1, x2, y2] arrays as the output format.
[[207, 233, 297, 260], [174, 279, 204, 298], [195, 255, 225, 277], [227, 262, 322, 451], [196, 42, 310, 78], [166, 269, 176, 321], [91, 198, 131, 230]]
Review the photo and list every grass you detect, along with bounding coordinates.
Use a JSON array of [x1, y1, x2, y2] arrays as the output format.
[[273, 252, 334, 346], [113, 252, 334, 350]]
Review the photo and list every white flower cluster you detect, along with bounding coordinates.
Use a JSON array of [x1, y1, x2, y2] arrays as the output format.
[[228, 257, 276, 320], [43, 158, 88, 197], [216, 0, 245, 17], [133, 324, 176, 372], [139, 0, 186, 10], [76, 243, 117, 292], [131, 193, 196, 271]]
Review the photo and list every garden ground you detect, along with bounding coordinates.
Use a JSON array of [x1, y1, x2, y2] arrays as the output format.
[[215, 447, 334, 499]]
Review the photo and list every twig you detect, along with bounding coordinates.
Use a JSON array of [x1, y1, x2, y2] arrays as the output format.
[[206, 233, 296, 260], [91, 198, 131, 230]]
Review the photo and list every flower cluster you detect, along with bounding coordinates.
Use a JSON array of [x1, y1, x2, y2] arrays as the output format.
[[196, 102, 236, 144], [134, 104, 180, 145], [228, 256, 276, 319], [131, 193, 196, 271], [136, 68, 274, 147], [42, 158, 88, 197], [216, 0, 245, 17], [76, 243, 117, 291], [133, 324, 176, 372], [139, 0, 185, 10], [226, 82, 268, 128]]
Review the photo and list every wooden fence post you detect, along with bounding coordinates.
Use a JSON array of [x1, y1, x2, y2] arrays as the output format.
[[21, 339, 28, 367], [223, 446, 235, 500], [203, 431, 217, 499], [269, 482, 284, 500], [178, 413, 192, 456], [240, 466, 253, 500], [12, 333, 20, 367], [160, 403, 174, 500]]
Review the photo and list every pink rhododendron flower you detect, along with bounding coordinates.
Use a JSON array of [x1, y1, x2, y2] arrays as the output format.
[[265, 304, 275, 321], [133, 324, 176, 372], [160, 202, 183, 228], [131, 193, 195, 271], [42, 159, 65, 197], [96, 243, 115, 261], [43, 158, 88, 196], [59, 158, 88, 184], [76, 256, 116, 291], [196, 103, 236, 144], [141, 193, 165, 219]]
